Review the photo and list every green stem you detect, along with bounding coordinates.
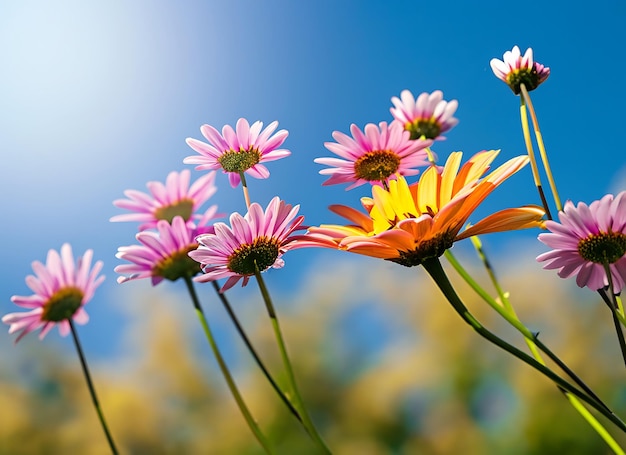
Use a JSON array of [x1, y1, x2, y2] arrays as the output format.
[[210, 280, 304, 423], [519, 92, 553, 220], [69, 320, 119, 455], [422, 257, 626, 433], [467, 240, 624, 452], [183, 277, 274, 454], [601, 264, 626, 367], [519, 83, 562, 212], [444, 250, 612, 413], [253, 267, 331, 454]]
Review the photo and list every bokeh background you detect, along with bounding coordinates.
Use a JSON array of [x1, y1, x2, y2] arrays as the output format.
[[1, 1, 626, 453]]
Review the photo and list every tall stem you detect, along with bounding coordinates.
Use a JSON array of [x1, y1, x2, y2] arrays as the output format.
[[253, 267, 331, 454], [422, 257, 626, 433], [519, 83, 562, 211], [183, 277, 274, 454], [239, 172, 251, 209], [69, 320, 119, 455], [210, 280, 303, 422], [601, 264, 626, 367], [519, 93, 552, 220]]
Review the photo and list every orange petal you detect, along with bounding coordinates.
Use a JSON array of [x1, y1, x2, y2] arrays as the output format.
[[456, 205, 545, 240]]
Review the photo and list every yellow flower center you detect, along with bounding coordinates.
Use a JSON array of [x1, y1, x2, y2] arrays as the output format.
[[41, 287, 84, 322], [406, 118, 441, 140], [152, 244, 202, 281], [577, 231, 626, 265], [154, 199, 194, 223], [227, 237, 280, 275], [505, 66, 543, 95], [353, 150, 401, 182], [218, 147, 261, 173]]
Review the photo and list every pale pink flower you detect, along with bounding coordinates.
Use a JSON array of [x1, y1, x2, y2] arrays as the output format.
[[190, 197, 331, 291], [490, 46, 550, 95], [3, 244, 104, 342], [115, 216, 212, 285], [110, 169, 219, 231], [537, 192, 626, 293], [184, 118, 290, 188], [390, 90, 458, 141], [314, 121, 432, 190]]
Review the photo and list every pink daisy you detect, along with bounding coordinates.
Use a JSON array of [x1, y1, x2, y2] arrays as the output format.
[[189, 197, 331, 292], [537, 192, 626, 293], [115, 216, 213, 285], [314, 121, 432, 190], [490, 46, 550, 95], [184, 118, 290, 188], [110, 169, 219, 231], [3, 244, 105, 343], [390, 90, 459, 141]]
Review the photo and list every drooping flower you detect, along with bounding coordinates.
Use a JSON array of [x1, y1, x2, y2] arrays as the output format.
[[189, 197, 332, 292], [490, 46, 550, 95], [390, 90, 459, 141], [308, 150, 545, 266], [3, 244, 105, 342], [115, 216, 212, 285], [537, 192, 626, 293], [110, 169, 220, 231], [314, 121, 432, 190], [184, 118, 290, 188]]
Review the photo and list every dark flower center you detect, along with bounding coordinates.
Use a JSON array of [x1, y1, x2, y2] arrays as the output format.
[[407, 118, 441, 140], [227, 237, 280, 275], [218, 147, 261, 173], [154, 199, 194, 223], [506, 65, 543, 95], [42, 287, 84, 322], [353, 150, 401, 182], [388, 232, 455, 267], [577, 231, 626, 265], [153, 244, 202, 281]]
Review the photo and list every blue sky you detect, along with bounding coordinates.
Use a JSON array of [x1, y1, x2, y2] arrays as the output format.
[[1, 0, 625, 358]]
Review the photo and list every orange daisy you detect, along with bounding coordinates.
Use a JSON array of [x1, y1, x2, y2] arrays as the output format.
[[309, 150, 545, 266]]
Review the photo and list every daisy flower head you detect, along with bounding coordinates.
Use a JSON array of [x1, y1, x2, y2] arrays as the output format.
[[115, 216, 213, 285], [3, 244, 105, 343], [184, 118, 290, 188], [490, 46, 550, 95], [111, 169, 220, 231], [314, 121, 432, 190], [308, 150, 545, 266], [537, 192, 626, 293], [189, 197, 327, 292], [390, 90, 459, 141]]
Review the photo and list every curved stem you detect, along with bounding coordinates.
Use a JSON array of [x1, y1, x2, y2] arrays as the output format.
[[69, 320, 119, 455], [464, 240, 624, 452], [601, 264, 626, 367], [183, 277, 274, 454], [253, 267, 331, 454], [422, 257, 626, 433], [519, 83, 562, 211], [210, 280, 304, 422], [444, 250, 613, 412], [519, 91, 553, 220]]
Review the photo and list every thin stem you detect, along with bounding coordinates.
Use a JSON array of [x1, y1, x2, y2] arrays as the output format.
[[519, 93, 553, 220], [467, 239, 624, 452], [69, 320, 119, 455], [253, 266, 331, 454], [602, 264, 626, 367], [444, 250, 612, 413], [239, 172, 251, 209], [183, 277, 274, 454], [422, 257, 626, 433], [210, 280, 304, 422], [519, 83, 562, 211]]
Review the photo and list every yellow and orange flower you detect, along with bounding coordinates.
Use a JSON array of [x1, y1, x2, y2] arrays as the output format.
[[309, 150, 545, 266]]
